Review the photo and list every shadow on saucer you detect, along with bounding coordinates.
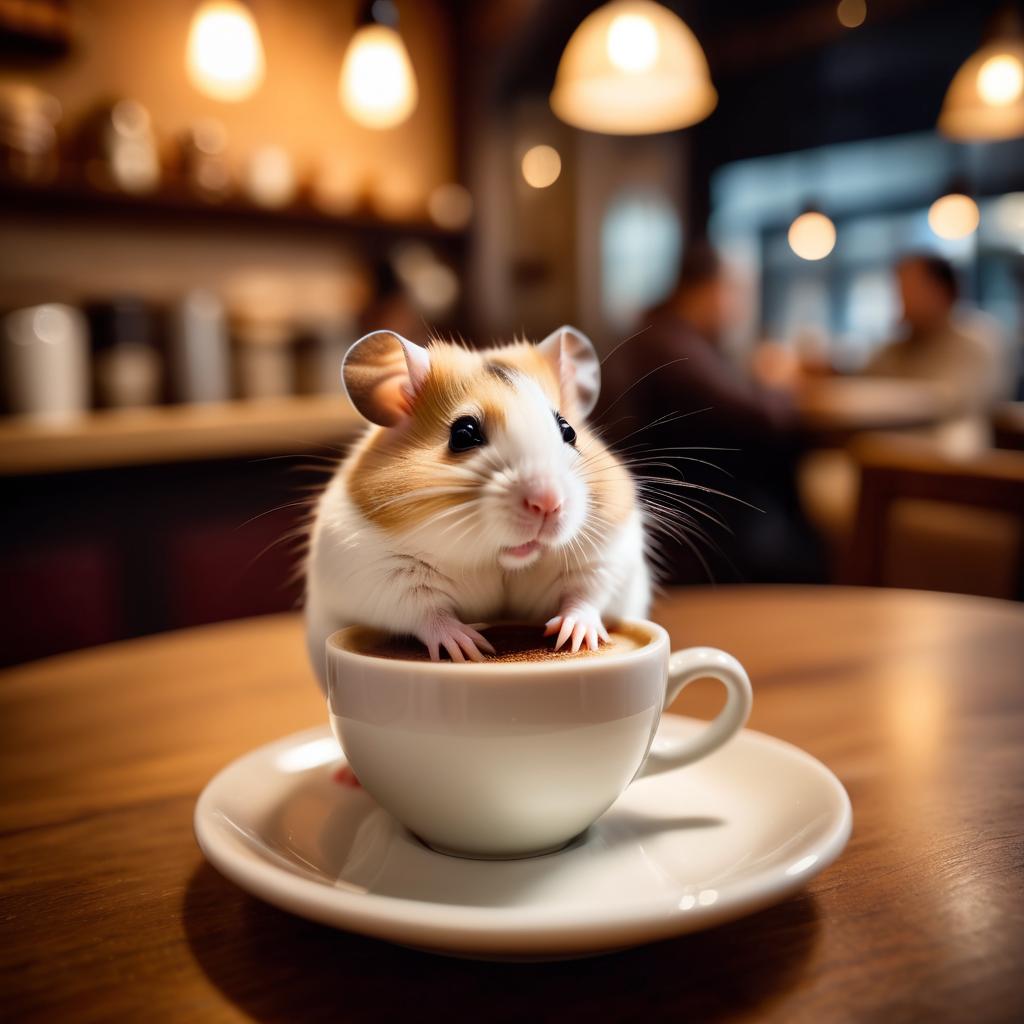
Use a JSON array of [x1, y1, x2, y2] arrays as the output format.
[[183, 861, 821, 1023]]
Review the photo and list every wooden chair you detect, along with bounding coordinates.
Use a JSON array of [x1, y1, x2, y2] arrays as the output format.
[[842, 433, 1024, 600], [993, 402, 1024, 452]]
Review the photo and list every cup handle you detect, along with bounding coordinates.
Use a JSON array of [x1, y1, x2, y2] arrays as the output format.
[[639, 647, 753, 778]]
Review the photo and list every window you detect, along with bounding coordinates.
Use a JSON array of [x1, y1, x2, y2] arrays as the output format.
[[601, 191, 683, 331]]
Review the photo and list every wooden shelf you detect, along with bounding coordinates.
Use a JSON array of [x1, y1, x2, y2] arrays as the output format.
[[0, 396, 364, 475], [0, 177, 465, 246]]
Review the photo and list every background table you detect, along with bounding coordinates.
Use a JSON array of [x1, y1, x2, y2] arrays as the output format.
[[795, 377, 954, 438], [2, 587, 1022, 1022]]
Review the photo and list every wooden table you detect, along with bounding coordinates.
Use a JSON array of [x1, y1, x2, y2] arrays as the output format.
[[2, 587, 1022, 1022], [796, 377, 954, 438]]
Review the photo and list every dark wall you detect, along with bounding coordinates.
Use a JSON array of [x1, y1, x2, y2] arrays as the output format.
[[0, 457, 331, 665]]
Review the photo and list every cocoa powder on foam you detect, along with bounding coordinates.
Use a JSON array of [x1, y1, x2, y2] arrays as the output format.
[[356, 623, 644, 663]]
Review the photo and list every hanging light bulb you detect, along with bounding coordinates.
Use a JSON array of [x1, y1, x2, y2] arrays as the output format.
[[550, 0, 716, 134], [928, 193, 980, 240], [788, 211, 836, 261], [938, 9, 1024, 141], [186, 1, 265, 102], [339, 1, 418, 130]]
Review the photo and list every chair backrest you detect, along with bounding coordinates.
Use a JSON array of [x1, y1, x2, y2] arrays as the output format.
[[993, 402, 1024, 452], [842, 433, 1024, 599]]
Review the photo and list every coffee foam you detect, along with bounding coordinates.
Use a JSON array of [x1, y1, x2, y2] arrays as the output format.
[[352, 623, 647, 664]]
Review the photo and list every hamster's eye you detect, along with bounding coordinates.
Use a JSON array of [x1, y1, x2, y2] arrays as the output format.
[[449, 415, 487, 453], [555, 412, 577, 446]]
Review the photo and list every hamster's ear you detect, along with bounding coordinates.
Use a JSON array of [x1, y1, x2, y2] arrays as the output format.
[[342, 330, 431, 426], [537, 325, 600, 419]]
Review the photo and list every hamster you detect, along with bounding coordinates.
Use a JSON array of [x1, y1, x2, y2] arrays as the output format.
[[304, 325, 651, 690]]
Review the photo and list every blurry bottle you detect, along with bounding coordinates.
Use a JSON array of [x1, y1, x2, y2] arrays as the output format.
[[1, 304, 89, 420], [244, 145, 296, 209], [295, 319, 352, 394], [178, 119, 232, 202], [233, 315, 295, 399], [86, 297, 163, 408], [0, 84, 61, 185], [82, 100, 160, 195], [168, 290, 232, 404]]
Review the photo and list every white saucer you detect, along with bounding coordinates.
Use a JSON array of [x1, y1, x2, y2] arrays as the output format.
[[194, 717, 851, 960]]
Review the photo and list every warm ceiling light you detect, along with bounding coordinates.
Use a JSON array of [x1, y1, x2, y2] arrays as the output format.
[[186, 1, 265, 102], [788, 212, 836, 261], [521, 145, 562, 189], [836, 0, 866, 30], [550, 0, 716, 135], [939, 39, 1024, 140], [977, 53, 1024, 105], [339, 2, 418, 130], [607, 12, 659, 72], [928, 193, 980, 240]]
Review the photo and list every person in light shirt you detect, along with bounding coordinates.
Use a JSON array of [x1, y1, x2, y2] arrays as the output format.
[[864, 253, 1007, 444]]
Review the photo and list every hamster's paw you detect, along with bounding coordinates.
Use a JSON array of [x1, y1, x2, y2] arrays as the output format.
[[544, 604, 610, 653], [418, 615, 496, 663]]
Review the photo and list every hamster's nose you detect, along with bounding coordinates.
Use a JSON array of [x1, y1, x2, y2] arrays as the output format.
[[523, 489, 563, 518]]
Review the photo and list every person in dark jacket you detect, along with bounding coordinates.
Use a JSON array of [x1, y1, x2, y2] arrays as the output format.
[[596, 242, 821, 584]]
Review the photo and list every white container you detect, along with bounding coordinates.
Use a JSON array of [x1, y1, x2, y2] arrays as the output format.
[[169, 290, 231, 404], [1, 304, 89, 421]]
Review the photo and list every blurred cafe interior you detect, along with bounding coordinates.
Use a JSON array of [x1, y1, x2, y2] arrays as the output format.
[[1, 0, 1023, 667]]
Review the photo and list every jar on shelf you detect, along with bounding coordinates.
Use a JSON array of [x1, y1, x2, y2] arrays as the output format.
[[0, 83, 61, 185], [294, 318, 353, 395], [232, 315, 295, 400], [86, 297, 163, 409], [168, 290, 232, 404], [177, 119, 232, 202], [1, 303, 89, 420], [80, 99, 160, 195]]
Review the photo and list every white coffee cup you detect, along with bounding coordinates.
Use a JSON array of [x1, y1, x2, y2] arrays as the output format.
[[326, 620, 752, 859]]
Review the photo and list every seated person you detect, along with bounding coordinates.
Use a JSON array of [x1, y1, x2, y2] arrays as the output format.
[[598, 242, 821, 585], [864, 252, 1006, 447]]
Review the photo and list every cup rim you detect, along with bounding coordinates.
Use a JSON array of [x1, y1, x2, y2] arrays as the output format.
[[326, 618, 669, 678]]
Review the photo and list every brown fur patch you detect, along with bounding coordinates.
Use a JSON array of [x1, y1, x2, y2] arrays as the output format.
[[348, 343, 511, 532]]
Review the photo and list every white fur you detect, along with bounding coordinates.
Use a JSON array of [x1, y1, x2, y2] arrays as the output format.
[[305, 365, 650, 692]]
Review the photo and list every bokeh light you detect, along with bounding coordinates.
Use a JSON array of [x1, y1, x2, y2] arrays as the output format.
[[606, 13, 660, 72], [928, 193, 979, 240], [427, 184, 474, 230], [521, 145, 562, 189], [788, 212, 837, 260], [339, 24, 418, 129], [836, 0, 866, 30], [977, 54, 1024, 107], [185, 1, 265, 102]]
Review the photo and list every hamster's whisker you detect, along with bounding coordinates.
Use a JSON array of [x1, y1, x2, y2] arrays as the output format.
[[638, 493, 736, 569], [640, 510, 717, 582], [434, 507, 482, 543], [372, 485, 477, 513], [631, 475, 761, 513], [603, 409, 694, 448], [639, 492, 732, 535], [399, 498, 482, 540], [236, 497, 319, 530], [641, 502, 721, 551]]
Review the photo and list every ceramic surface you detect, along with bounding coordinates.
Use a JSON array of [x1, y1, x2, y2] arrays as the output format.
[[194, 717, 852, 959], [325, 622, 752, 857]]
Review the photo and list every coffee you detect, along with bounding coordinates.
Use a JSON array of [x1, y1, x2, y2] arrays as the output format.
[[354, 623, 646, 663]]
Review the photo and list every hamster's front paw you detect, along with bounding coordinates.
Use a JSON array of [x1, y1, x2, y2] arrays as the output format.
[[544, 604, 610, 653], [418, 614, 496, 663]]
